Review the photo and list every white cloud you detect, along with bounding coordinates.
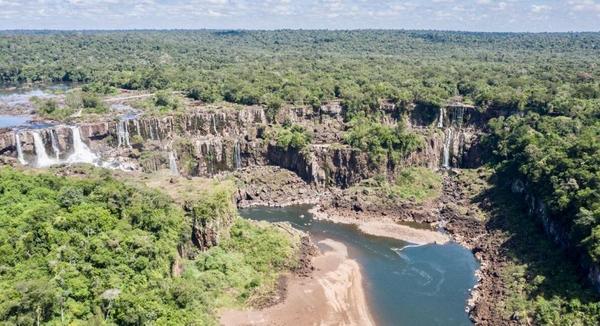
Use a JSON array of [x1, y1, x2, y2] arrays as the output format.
[[568, 0, 600, 12], [0, 0, 598, 31], [531, 4, 551, 13]]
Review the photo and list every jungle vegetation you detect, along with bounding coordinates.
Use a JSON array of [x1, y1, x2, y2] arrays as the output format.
[[0, 168, 298, 325], [0, 30, 599, 324]]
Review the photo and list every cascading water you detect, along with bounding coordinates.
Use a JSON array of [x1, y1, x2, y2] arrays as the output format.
[[442, 128, 453, 169], [259, 109, 267, 123], [50, 129, 61, 160], [66, 126, 98, 164], [440, 105, 468, 169], [154, 120, 161, 141], [134, 120, 141, 136], [455, 107, 465, 128], [32, 131, 55, 167], [14, 132, 27, 165], [117, 119, 131, 148], [146, 120, 154, 140], [169, 151, 179, 176], [233, 141, 242, 169], [211, 115, 218, 135]]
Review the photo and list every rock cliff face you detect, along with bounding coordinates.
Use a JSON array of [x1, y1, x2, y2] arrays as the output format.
[[511, 179, 600, 291], [0, 102, 489, 187]]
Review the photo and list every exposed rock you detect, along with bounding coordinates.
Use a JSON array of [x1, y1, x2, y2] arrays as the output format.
[[233, 166, 319, 207], [0, 102, 488, 184]]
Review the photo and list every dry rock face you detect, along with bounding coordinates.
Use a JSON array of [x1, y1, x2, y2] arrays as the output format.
[[233, 166, 319, 207], [0, 102, 488, 187]]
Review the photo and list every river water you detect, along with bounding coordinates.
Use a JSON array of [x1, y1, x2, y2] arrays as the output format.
[[239, 205, 478, 326], [0, 83, 73, 129], [0, 83, 71, 106]]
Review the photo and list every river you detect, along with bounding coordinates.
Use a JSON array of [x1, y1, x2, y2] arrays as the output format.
[[239, 205, 479, 326]]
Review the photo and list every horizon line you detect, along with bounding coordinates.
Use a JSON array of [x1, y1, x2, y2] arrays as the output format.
[[1, 28, 599, 34]]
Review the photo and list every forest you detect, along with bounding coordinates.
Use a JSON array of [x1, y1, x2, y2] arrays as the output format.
[[1, 28, 598, 265], [0, 168, 298, 325], [0, 30, 599, 324]]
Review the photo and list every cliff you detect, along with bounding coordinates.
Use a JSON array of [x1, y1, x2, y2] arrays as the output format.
[[511, 179, 600, 291], [0, 102, 488, 187]]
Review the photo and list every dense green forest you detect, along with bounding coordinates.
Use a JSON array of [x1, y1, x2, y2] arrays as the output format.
[[485, 108, 600, 264], [1, 30, 599, 324], [0, 168, 298, 325], [1, 30, 599, 115], [1, 30, 598, 262]]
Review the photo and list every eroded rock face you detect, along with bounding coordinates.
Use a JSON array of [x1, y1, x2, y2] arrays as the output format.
[[184, 193, 237, 253], [511, 179, 600, 292], [233, 166, 319, 207], [0, 102, 489, 186]]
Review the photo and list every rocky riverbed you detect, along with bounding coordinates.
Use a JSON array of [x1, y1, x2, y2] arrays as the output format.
[[229, 164, 511, 325]]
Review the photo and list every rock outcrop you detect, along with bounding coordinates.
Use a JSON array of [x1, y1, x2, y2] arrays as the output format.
[[0, 101, 490, 187], [511, 179, 600, 291]]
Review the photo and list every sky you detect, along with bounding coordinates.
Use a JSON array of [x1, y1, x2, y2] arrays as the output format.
[[0, 0, 599, 32]]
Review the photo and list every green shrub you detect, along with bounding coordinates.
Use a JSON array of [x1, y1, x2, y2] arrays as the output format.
[[274, 124, 312, 150], [0, 168, 299, 325], [344, 116, 422, 163]]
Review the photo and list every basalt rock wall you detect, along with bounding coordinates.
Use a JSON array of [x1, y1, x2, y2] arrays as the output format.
[[0, 103, 489, 187], [511, 179, 600, 291]]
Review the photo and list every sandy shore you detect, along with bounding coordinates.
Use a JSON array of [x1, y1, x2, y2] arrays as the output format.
[[220, 239, 375, 326], [310, 206, 449, 245]]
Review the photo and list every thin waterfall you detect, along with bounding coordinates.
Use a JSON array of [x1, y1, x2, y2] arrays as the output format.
[[233, 141, 242, 169], [211, 115, 218, 135], [117, 121, 123, 147], [117, 119, 131, 148], [32, 131, 54, 167], [50, 129, 60, 160], [14, 132, 27, 165], [259, 109, 267, 123], [437, 106, 445, 128], [155, 120, 161, 141], [455, 107, 465, 128], [67, 126, 98, 164], [134, 119, 141, 136], [169, 151, 179, 176], [124, 120, 130, 147], [443, 128, 453, 169], [149, 121, 155, 140]]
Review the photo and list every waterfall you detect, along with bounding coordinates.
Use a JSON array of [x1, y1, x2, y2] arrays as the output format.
[[14, 132, 27, 165], [154, 120, 161, 141], [66, 126, 98, 164], [443, 128, 453, 169], [148, 120, 155, 140], [50, 129, 60, 160], [134, 119, 141, 136], [437, 106, 445, 128], [32, 131, 54, 167], [455, 107, 465, 128], [211, 115, 218, 135], [259, 109, 267, 123], [117, 119, 131, 148], [233, 141, 242, 169], [169, 151, 179, 176]]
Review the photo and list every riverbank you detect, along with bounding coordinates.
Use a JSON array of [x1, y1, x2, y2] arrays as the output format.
[[220, 239, 375, 326], [310, 206, 449, 245]]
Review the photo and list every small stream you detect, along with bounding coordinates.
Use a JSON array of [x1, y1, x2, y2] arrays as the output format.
[[240, 205, 479, 326]]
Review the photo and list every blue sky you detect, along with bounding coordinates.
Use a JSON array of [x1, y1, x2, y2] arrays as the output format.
[[1, 0, 599, 31]]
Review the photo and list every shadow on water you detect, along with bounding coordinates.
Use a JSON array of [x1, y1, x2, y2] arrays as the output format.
[[240, 205, 478, 326]]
